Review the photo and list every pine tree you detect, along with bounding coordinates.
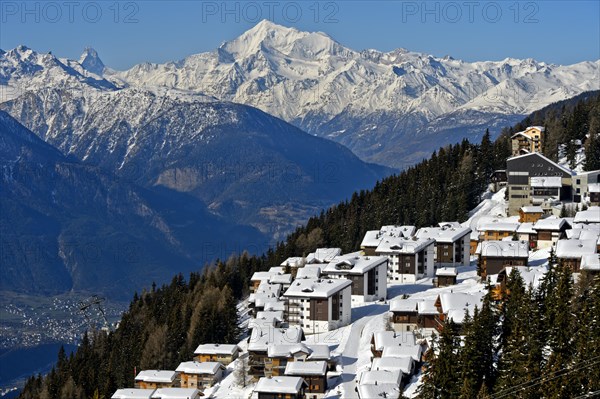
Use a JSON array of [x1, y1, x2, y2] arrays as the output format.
[[584, 131, 600, 171]]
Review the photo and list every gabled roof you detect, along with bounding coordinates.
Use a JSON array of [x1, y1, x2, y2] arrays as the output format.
[[372, 331, 416, 351], [248, 326, 303, 352], [437, 292, 486, 324], [415, 226, 472, 243], [284, 360, 327, 376], [476, 217, 520, 233], [194, 343, 239, 356], [574, 207, 600, 224], [501, 266, 547, 287], [112, 389, 155, 399], [507, 152, 574, 176], [306, 248, 342, 264], [254, 376, 306, 394], [268, 343, 310, 358], [175, 361, 224, 375], [581, 254, 600, 271], [295, 265, 321, 279], [135, 370, 178, 383], [280, 257, 305, 268], [359, 369, 402, 385], [555, 239, 597, 259], [150, 388, 199, 399], [476, 241, 529, 258], [417, 299, 438, 315], [372, 356, 413, 374], [375, 236, 434, 254], [520, 206, 544, 213], [284, 277, 352, 299], [436, 267, 458, 277], [389, 298, 419, 313], [382, 344, 423, 362], [357, 384, 402, 399], [533, 217, 569, 231], [322, 254, 387, 275]]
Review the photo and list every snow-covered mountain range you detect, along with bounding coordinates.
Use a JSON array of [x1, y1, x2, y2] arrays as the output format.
[[1, 20, 598, 166]]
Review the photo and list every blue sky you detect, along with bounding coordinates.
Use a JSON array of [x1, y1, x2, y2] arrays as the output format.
[[1, 1, 599, 69]]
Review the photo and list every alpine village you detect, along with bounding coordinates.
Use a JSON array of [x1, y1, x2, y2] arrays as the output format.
[[10, 79, 599, 399]]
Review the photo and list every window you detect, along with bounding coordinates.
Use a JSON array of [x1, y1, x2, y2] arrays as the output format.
[[577, 179, 581, 184]]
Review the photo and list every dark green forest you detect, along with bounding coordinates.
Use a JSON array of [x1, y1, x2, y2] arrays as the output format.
[[18, 92, 600, 398]]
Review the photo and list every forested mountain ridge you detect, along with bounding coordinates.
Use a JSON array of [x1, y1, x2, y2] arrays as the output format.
[[17, 92, 600, 398]]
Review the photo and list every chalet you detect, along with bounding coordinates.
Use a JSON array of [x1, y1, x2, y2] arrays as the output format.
[[284, 361, 328, 396], [476, 241, 529, 278], [519, 206, 544, 223], [416, 299, 439, 334], [382, 344, 423, 363], [150, 388, 200, 399], [511, 126, 544, 157], [305, 248, 342, 264], [516, 222, 538, 249], [375, 236, 435, 283], [249, 311, 285, 334], [134, 371, 179, 389], [581, 254, 600, 273], [357, 383, 402, 399], [574, 207, 600, 224], [533, 217, 570, 248], [112, 389, 155, 399], [389, 298, 419, 332], [490, 170, 508, 192], [506, 152, 574, 216], [175, 362, 224, 389], [254, 376, 307, 399], [415, 225, 471, 267], [283, 278, 352, 334], [572, 170, 600, 203], [371, 356, 414, 375], [250, 271, 276, 293], [322, 254, 388, 302], [193, 343, 240, 365], [266, 344, 309, 377], [492, 266, 547, 300], [248, 326, 304, 378], [434, 292, 485, 331], [371, 331, 416, 358], [477, 217, 520, 241], [281, 257, 305, 275], [360, 225, 416, 255], [555, 239, 597, 272], [435, 267, 458, 287]]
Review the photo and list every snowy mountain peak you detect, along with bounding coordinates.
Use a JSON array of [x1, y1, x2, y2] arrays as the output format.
[[79, 47, 105, 75]]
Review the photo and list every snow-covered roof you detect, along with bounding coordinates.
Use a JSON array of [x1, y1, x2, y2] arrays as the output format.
[[501, 266, 548, 288], [436, 267, 457, 277], [175, 361, 223, 375], [417, 299, 438, 315], [530, 176, 562, 188], [389, 298, 419, 313], [194, 343, 239, 356], [248, 326, 303, 352], [305, 344, 331, 360], [581, 254, 600, 271], [306, 248, 342, 264], [375, 236, 434, 254], [372, 331, 416, 351], [533, 217, 569, 231], [255, 310, 284, 322], [254, 281, 282, 296], [251, 271, 274, 282], [382, 345, 423, 362], [589, 183, 600, 193], [322, 254, 387, 275], [269, 266, 286, 274], [438, 221, 462, 228], [284, 360, 327, 376], [359, 369, 402, 386], [555, 239, 597, 259], [476, 241, 529, 258], [248, 292, 280, 308], [415, 226, 471, 243], [361, 230, 384, 248], [372, 356, 413, 374], [150, 388, 200, 399], [112, 389, 155, 399], [295, 265, 321, 279], [284, 277, 351, 299], [135, 370, 178, 383], [517, 222, 537, 234], [357, 384, 402, 399], [268, 343, 310, 358], [263, 301, 286, 312], [254, 376, 306, 394], [507, 152, 574, 175], [269, 273, 293, 285], [476, 217, 519, 233], [574, 207, 600, 223], [281, 257, 305, 268], [521, 206, 544, 213], [438, 292, 486, 324]]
